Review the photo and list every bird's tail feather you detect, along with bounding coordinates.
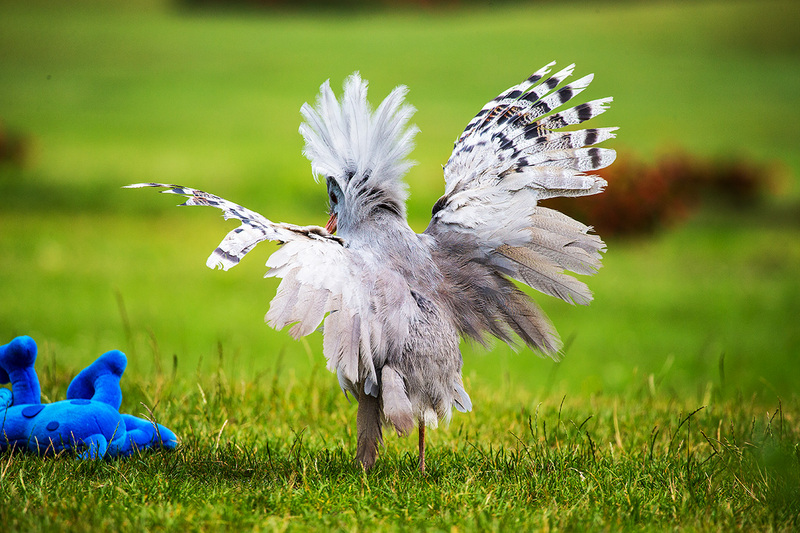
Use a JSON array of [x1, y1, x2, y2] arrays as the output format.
[[356, 380, 383, 470], [381, 366, 414, 436]]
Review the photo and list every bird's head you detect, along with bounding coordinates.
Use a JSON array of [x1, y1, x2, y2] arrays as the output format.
[[299, 73, 419, 236]]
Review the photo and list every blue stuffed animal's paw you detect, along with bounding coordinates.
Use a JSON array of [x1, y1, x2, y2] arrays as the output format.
[[0, 336, 37, 377], [76, 434, 109, 460], [117, 414, 178, 456]]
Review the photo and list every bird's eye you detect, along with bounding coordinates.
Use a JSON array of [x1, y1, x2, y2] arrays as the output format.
[[326, 177, 341, 207]]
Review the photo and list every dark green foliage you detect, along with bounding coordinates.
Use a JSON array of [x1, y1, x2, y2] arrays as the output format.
[[175, 0, 510, 12]]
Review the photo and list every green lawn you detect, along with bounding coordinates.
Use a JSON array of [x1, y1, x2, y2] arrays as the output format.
[[1, 0, 799, 530]]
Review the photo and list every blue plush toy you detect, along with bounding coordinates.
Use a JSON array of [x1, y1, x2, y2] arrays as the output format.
[[0, 335, 177, 458]]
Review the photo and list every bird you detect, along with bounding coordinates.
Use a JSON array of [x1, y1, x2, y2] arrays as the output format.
[[127, 61, 616, 472]]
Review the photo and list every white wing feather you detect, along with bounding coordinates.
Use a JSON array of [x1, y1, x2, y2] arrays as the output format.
[[124, 183, 399, 393], [425, 63, 614, 355], [428, 63, 613, 297]]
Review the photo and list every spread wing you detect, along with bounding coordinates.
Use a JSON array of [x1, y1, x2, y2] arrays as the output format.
[[424, 62, 615, 357], [125, 183, 398, 393]]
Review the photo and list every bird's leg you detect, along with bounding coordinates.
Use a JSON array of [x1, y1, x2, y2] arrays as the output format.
[[356, 381, 382, 471], [418, 419, 426, 473]]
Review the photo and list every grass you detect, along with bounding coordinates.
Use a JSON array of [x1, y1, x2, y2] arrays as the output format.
[[2, 370, 798, 531], [1, 0, 799, 530]]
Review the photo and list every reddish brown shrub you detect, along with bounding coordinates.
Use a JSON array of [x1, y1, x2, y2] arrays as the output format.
[[541, 151, 780, 237], [0, 120, 28, 168]]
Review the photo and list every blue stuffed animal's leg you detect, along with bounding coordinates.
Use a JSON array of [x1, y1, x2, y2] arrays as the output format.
[[66, 350, 126, 409], [76, 434, 109, 460], [0, 336, 41, 405], [118, 414, 178, 456]]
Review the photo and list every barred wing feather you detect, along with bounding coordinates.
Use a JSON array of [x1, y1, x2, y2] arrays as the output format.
[[124, 183, 388, 393], [425, 62, 614, 356]]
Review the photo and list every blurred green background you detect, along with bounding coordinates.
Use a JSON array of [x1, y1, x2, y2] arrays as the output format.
[[1, 0, 798, 401]]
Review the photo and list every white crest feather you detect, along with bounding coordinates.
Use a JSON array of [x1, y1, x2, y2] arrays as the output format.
[[299, 73, 419, 219]]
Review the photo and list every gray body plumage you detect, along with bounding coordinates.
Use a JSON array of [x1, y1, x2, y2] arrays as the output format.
[[127, 62, 615, 471]]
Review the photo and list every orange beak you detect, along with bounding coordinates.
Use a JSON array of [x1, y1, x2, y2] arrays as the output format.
[[325, 212, 338, 234]]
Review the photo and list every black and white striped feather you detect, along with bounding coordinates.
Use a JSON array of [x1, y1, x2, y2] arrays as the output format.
[[123, 183, 414, 396], [426, 62, 614, 355]]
